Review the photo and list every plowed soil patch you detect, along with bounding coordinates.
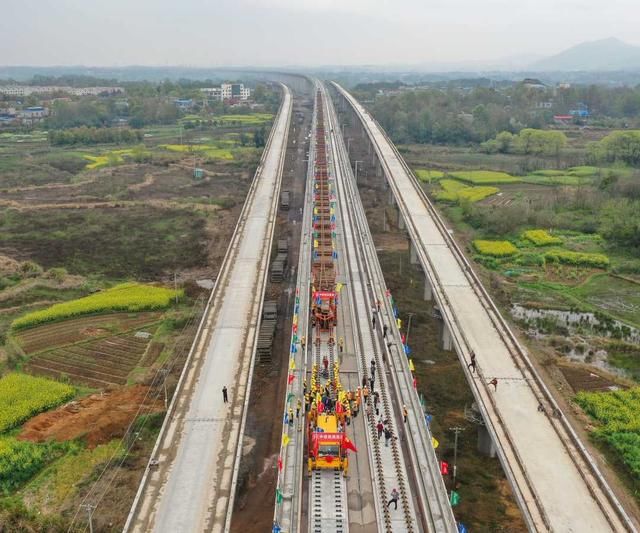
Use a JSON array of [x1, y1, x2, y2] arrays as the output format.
[[18, 385, 164, 448]]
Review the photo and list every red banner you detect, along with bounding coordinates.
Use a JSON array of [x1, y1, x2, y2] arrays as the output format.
[[313, 291, 335, 300]]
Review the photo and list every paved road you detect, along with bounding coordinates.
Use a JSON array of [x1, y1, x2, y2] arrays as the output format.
[[125, 85, 292, 533], [335, 83, 634, 533]]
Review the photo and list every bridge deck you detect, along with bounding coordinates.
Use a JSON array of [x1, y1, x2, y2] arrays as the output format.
[[125, 86, 292, 533], [336, 83, 632, 533]]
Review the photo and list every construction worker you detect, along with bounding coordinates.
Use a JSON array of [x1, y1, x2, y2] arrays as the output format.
[[377, 420, 384, 439], [468, 351, 477, 373], [288, 407, 294, 426], [296, 399, 302, 418], [322, 355, 329, 376], [383, 324, 388, 339], [489, 378, 498, 391], [301, 335, 306, 350], [303, 379, 307, 395], [346, 406, 351, 426], [377, 299, 382, 313], [387, 488, 400, 510], [338, 337, 344, 353], [363, 385, 370, 402], [402, 405, 408, 423]]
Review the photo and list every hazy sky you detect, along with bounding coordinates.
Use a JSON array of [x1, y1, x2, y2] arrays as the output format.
[[2, 0, 640, 67]]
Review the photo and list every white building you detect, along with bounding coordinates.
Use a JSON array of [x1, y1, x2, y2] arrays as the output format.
[[200, 83, 250, 101]]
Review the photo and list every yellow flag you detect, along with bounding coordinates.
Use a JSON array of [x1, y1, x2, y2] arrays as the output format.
[[289, 359, 296, 370], [397, 318, 402, 329], [314, 239, 319, 249], [432, 437, 439, 449], [335, 282, 343, 293], [282, 434, 290, 447], [409, 359, 415, 372]]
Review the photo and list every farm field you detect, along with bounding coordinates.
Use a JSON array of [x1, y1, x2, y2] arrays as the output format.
[[575, 388, 640, 486], [15, 311, 161, 354], [12, 282, 180, 330], [26, 328, 157, 388], [0, 373, 75, 433]]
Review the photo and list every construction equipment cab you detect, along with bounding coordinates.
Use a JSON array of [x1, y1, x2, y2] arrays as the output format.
[[308, 414, 355, 476]]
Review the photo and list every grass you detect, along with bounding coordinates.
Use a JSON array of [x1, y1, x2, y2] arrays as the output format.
[[569, 274, 640, 328], [448, 170, 521, 184], [0, 374, 75, 433], [13, 283, 181, 330], [22, 440, 123, 507], [0, 206, 209, 278]]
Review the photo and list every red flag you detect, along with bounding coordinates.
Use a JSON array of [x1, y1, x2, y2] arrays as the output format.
[[401, 334, 406, 344], [312, 434, 319, 458], [336, 402, 344, 414], [440, 461, 449, 475], [413, 377, 417, 389], [342, 435, 358, 453], [288, 374, 295, 384], [278, 456, 283, 471], [317, 401, 324, 413]]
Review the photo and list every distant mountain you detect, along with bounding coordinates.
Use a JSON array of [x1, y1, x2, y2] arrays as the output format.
[[531, 38, 640, 72]]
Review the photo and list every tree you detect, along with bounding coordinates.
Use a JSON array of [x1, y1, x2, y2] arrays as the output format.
[[599, 199, 640, 249]]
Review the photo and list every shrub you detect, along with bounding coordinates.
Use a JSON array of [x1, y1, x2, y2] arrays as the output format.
[[449, 170, 521, 184], [12, 282, 181, 330], [544, 250, 609, 269], [522, 230, 563, 246], [473, 240, 518, 257], [0, 373, 74, 433]]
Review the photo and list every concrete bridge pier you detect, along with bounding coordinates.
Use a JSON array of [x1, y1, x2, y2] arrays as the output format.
[[410, 240, 419, 265], [397, 209, 405, 230], [477, 425, 497, 458], [423, 273, 432, 301], [388, 189, 395, 206], [441, 321, 453, 351]]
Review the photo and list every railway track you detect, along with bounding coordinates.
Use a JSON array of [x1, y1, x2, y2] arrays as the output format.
[[333, 82, 636, 532], [323, 83, 455, 532]]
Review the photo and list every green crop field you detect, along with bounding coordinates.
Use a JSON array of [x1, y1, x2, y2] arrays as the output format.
[[0, 373, 74, 433], [0, 437, 60, 492], [215, 113, 273, 125], [575, 388, 640, 480], [448, 170, 521, 184], [434, 179, 498, 203], [473, 239, 518, 257], [415, 169, 445, 182], [522, 230, 563, 246], [13, 282, 181, 330]]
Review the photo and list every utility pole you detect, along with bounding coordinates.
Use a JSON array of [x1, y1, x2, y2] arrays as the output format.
[[82, 503, 96, 533], [354, 160, 363, 183], [174, 272, 179, 304], [448, 426, 466, 488], [159, 368, 170, 409], [346, 138, 352, 157], [405, 312, 415, 347]]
